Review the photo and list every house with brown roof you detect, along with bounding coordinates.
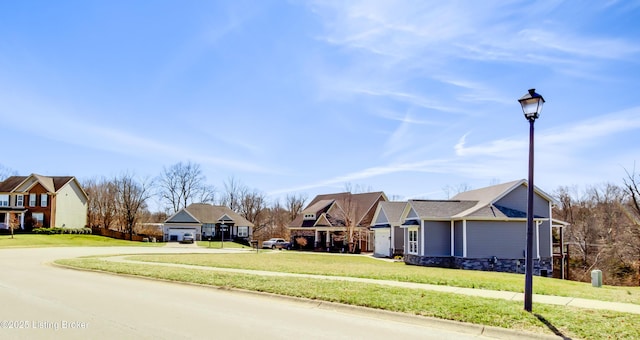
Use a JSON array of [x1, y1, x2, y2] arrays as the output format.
[[0, 174, 88, 231], [288, 191, 387, 252], [163, 203, 254, 242], [397, 179, 560, 276]]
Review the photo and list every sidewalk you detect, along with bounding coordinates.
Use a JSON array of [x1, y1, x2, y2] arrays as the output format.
[[104, 255, 640, 315]]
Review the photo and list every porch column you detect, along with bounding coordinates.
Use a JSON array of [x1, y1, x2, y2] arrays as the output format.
[[314, 230, 319, 248], [325, 232, 330, 249], [450, 221, 455, 256], [462, 220, 467, 258], [20, 212, 25, 229], [420, 221, 425, 256], [535, 220, 541, 259]]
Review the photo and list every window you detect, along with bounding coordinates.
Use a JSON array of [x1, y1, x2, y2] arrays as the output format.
[[16, 195, 24, 207], [32, 213, 44, 227], [29, 194, 36, 206], [303, 213, 315, 220], [41, 194, 48, 207], [408, 228, 419, 254], [0, 195, 8, 207], [237, 226, 249, 238]]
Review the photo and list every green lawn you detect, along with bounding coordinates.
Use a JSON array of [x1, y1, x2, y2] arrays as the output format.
[[0, 234, 163, 248], [124, 252, 640, 305], [55, 257, 640, 340], [197, 240, 252, 249]]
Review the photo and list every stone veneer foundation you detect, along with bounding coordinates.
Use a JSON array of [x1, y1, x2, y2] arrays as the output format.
[[404, 255, 553, 277]]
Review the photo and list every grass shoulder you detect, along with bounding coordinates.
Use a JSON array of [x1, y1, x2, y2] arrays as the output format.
[[0, 234, 164, 248], [123, 252, 640, 305], [55, 257, 640, 340]]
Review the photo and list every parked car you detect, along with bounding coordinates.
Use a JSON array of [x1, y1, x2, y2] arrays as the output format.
[[181, 232, 195, 244], [261, 238, 289, 249]]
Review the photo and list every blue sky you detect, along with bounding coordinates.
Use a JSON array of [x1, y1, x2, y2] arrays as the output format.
[[1, 1, 639, 208]]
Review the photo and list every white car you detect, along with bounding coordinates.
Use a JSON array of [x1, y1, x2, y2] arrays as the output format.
[[181, 232, 195, 244], [261, 238, 288, 249]]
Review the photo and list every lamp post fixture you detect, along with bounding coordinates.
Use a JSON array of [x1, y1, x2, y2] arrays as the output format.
[[518, 88, 545, 313]]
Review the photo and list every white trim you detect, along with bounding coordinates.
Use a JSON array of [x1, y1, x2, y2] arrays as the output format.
[[407, 227, 419, 255], [549, 205, 554, 259], [462, 220, 467, 257], [420, 220, 425, 256], [450, 220, 454, 256], [535, 220, 541, 259]]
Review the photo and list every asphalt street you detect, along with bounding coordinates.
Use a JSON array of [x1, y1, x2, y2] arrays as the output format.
[[0, 246, 503, 340]]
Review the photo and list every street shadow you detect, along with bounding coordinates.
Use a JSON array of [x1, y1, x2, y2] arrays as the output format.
[[534, 314, 572, 339]]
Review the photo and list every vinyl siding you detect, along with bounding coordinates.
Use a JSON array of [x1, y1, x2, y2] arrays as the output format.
[[393, 226, 404, 252], [454, 222, 463, 256], [53, 182, 88, 228], [466, 221, 527, 258], [424, 221, 451, 256], [497, 185, 550, 218], [538, 220, 551, 257], [167, 210, 199, 223]]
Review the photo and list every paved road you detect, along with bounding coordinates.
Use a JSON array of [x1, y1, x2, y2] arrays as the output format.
[[0, 247, 502, 340]]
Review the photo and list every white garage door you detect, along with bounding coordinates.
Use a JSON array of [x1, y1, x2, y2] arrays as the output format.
[[168, 228, 198, 242], [374, 229, 391, 257]]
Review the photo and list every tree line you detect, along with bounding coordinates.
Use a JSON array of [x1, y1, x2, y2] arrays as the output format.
[[2, 162, 640, 285], [82, 162, 307, 241], [554, 167, 640, 286]]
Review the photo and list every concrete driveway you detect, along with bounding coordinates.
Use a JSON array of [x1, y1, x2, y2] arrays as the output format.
[[0, 246, 505, 340]]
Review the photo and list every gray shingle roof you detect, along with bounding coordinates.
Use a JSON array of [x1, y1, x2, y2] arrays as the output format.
[[167, 203, 254, 227], [408, 200, 479, 219]]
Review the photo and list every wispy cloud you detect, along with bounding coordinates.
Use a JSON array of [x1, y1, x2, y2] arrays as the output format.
[[0, 92, 270, 173], [455, 107, 640, 158]]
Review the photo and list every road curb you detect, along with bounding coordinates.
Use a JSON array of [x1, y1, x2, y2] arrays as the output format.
[[51, 261, 561, 339]]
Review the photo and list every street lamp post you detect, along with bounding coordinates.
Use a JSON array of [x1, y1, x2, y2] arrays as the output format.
[[518, 88, 545, 313]]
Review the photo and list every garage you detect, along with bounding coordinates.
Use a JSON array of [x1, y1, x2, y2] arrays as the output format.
[[164, 226, 199, 242], [373, 226, 391, 258]]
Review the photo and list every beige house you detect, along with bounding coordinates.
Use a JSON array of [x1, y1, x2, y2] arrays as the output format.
[[163, 203, 254, 242]]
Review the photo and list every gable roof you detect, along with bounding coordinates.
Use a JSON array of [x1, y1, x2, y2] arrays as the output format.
[[451, 179, 555, 218], [0, 174, 86, 199], [165, 203, 254, 227], [302, 199, 334, 215], [408, 200, 479, 219], [372, 201, 407, 226], [0, 176, 27, 192], [289, 191, 387, 228]]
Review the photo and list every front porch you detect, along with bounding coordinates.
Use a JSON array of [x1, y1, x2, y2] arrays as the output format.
[[0, 210, 26, 231], [290, 227, 374, 253]]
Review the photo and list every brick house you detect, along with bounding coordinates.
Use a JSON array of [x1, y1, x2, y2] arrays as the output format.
[[0, 174, 88, 231]]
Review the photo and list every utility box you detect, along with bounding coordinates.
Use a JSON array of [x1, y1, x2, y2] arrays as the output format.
[[591, 270, 602, 288]]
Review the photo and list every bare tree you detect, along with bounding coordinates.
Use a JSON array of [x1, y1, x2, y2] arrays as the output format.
[[84, 177, 118, 229], [623, 165, 640, 284], [157, 162, 215, 214], [114, 173, 153, 240], [624, 165, 640, 223], [0, 164, 17, 181], [238, 188, 266, 226], [220, 177, 245, 212], [285, 193, 307, 222], [333, 192, 362, 253], [442, 183, 472, 199], [555, 182, 640, 285]]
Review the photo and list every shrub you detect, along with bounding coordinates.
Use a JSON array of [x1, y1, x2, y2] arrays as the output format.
[[295, 237, 308, 248]]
